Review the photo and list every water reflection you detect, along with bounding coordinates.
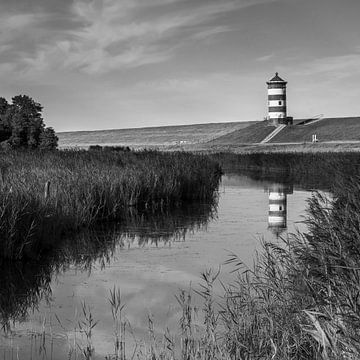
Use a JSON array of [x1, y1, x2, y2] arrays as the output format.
[[0, 201, 217, 331], [1, 169, 315, 358], [266, 183, 293, 237], [0, 259, 53, 332], [223, 169, 302, 237]]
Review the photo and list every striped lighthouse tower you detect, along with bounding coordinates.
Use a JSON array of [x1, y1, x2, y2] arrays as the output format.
[[267, 73, 288, 126]]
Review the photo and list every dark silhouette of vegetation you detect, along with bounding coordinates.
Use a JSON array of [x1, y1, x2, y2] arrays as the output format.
[[0, 149, 221, 259], [213, 151, 360, 191], [0, 95, 58, 149], [89, 145, 132, 152], [0, 199, 217, 331]]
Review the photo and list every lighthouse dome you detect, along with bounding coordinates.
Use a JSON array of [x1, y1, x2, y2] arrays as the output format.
[[268, 72, 286, 83]]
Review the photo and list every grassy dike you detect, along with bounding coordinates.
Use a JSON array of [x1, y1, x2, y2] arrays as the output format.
[[0, 149, 222, 259]]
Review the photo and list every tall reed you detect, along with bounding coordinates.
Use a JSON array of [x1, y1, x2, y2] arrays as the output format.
[[0, 149, 221, 259], [6, 152, 360, 358], [115, 170, 360, 359]]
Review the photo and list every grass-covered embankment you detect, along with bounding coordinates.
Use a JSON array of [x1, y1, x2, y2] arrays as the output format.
[[207, 120, 274, 145], [270, 116, 360, 143], [0, 149, 221, 259], [58, 121, 253, 148]]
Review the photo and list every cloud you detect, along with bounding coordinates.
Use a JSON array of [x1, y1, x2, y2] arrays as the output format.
[[192, 25, 234, 40], [0, 0, 278, 76], [136, 77, 208, 92], [256, 53, 275, 62], [291, 52, 360, 80]]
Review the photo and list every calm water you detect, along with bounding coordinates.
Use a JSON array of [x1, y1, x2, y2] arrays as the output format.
[[0, 170, 315, 359]]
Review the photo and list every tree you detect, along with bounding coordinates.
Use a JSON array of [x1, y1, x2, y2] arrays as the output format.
[[0, 98, 11, 142], [0, 97, 9, 118], [39, 127, 58, 150], [8, 95, 44, 149], [0, 94, 57, 150]]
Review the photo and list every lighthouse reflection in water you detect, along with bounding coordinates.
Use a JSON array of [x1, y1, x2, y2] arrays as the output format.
[[266, 183, 294, 237]]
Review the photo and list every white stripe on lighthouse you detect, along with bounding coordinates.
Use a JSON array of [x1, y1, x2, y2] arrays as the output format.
[[268, 100, 285, 107], [269, 204, 286, 212], [269, 193, 286, 201], [268, 216, 286, 224], [268, 112, 285, 119], [268, 88, 286, 96]]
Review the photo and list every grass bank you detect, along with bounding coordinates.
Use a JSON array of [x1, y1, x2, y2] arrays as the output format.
[[188, 141, 360, 154], [0, 149, 221, 259], [58, 121, 253, 148], [269, 116, 360, 143]]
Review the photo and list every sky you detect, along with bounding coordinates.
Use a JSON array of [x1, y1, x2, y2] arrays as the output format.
[[1, 0, 360, 132]]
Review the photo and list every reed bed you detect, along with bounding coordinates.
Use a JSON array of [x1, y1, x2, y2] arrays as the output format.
[[98, 172, 360, 359], [220, 173, 360, 359], [3, 188, 360, 359], [212, 151, 360, 173], [92, 170, 360, 360], [213, 151, 360, 192], [0, 149, 221, 259], [4, 152, 360, 359]]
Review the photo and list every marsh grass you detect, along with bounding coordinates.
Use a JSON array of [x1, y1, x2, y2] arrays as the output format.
[[214, 151, 360, 192], [216, 173, 360, 359], [4, 153, 360, 359], [95, 172, 360, 359], [0, 149, 221, 259], [213, 151, 360, 174], [7, 179, 360, 360]]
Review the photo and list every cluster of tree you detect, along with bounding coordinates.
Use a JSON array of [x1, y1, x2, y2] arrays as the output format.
[[0, 95, 58, 150]]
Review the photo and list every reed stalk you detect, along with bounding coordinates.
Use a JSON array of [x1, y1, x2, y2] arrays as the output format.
[[0, 149, 221, 259]]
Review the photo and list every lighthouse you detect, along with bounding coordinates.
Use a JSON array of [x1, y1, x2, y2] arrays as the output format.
[[266, 73, 293, 126]]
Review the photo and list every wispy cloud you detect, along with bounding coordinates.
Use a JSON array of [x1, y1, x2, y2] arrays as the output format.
[[256, 53, 275, 62], [291, 52, 360, 80], [0, 0, 278, 76], [135, 77, 208, 92], [192, 25, 234, 40]]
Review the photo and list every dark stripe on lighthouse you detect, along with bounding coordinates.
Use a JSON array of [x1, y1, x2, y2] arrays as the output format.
[[269, 199, 287, 205], [267, 83, 287, 89], [269, 211, 287, 217], [268, 94, 286, 101], [268, 106, 287, 112]]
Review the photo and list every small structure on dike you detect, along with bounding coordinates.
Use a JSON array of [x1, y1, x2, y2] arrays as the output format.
[[266, 73, 293, 126]]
